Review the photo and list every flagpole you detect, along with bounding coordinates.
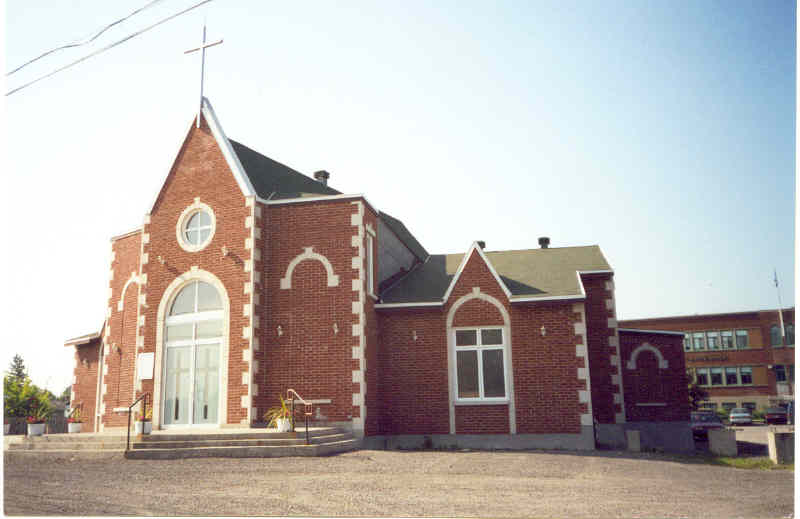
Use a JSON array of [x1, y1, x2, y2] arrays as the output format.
[[774, 268, 786, 342]]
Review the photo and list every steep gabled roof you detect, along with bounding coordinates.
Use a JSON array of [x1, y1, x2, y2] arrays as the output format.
[[378, 211, 429, 262], [229, 140, 341, 200], [379, 245, 612, 304]]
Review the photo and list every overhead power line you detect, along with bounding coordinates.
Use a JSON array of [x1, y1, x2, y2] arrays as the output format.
[[6, 0, 214, 97], [7, 0, 165, 76]]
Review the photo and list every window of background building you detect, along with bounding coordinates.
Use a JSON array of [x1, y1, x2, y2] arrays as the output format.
[[721, 330, 734, 349], [771, 325, 782, 347], [700, 402, 717, 410], [739, 367, 753, 385], [707, 331, 720, 350], [722, 402, 737, 412], [787, 325, 795, 347], [742, 402, 756, 412], [788, 365, 795, 381], [710, 367, 723, 386], [686, 368, 695, 383], [735, 330, 749, 349], [684, 336, 692, 352], [725, 367, 739, 385], [696, 368, 709, 386], [693, 332, 706, 351], [775, 365, 787, 382]]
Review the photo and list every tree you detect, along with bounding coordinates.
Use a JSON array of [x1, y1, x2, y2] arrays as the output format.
[[60, 386, 71, 406], [7, 354, 26, 383], [688, 382, 709, 411]]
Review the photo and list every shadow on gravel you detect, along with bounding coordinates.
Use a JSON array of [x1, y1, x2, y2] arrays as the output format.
[[390, 440, 776, 468]]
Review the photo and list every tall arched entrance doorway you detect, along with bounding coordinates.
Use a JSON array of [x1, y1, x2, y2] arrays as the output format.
[[162, 280, 223, 427]]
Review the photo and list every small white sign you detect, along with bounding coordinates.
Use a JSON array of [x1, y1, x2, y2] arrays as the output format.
[[137, 352, 155, 380]]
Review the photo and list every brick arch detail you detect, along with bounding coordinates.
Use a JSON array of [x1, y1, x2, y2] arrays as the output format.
[[280, 247, 340, 289], [117, 272, 140, 311], [626, 343, 668, 370], [446, 287, 510, 328]]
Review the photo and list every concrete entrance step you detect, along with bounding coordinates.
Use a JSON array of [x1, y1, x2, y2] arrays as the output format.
[[125, 438, 361, 459], [133, 432, 351, 449], [144, 426, 343, 442]]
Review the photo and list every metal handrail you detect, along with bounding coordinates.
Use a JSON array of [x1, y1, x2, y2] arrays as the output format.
[[286, 389, 312, 445], [125, 392, 150, 452]]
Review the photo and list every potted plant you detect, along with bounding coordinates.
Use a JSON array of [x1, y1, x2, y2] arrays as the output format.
[[26, 400, 51, 437], [134, 408, 152, 435], [67, 408, 83, 434], [264, 395, 292, 432]]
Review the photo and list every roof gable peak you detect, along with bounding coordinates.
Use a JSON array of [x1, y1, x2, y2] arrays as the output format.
[[442, 241, 512, 303]]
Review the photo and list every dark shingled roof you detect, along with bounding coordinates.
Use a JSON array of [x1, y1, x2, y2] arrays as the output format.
[[378, 211, 429, 262], [231, 139, 431, 264], [230, 140, 340, 200], [380, 245, 612, 304]]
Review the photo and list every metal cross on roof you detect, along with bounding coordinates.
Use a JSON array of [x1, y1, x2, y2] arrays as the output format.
[[184, 24, 223, 128]]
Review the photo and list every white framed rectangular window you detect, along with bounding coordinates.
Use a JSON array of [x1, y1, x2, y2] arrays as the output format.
[[454, 327, 508, 402], [365, 233, 375, 297], [735, 330, 749, 349], [739, 366, 753, 385], [696, 368, 710, 386], [721, 330, 734, 350], [707, 331, 720, 350], [724, 367, 739, 385], [693, 332, 706, 351], [710, 367, 723, 386], [683, 336, 692, 352]]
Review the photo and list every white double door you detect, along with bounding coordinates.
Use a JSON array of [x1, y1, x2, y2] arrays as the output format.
[[162, 341, 220, 427]]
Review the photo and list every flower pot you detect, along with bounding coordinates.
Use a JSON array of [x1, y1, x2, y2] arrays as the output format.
[[134, 421, 152, 435], [68, 422, 82, 434], [275, 417, 291, 433], [27, 423, 45, 436]]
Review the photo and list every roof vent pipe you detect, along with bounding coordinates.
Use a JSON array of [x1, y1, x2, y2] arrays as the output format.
[[313, 170, 330, 186], [538, 237, 550, 249], [477, 241, 486, 249]]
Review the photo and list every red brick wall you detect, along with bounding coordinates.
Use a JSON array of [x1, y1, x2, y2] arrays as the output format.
[[619, 331, 689, 422], [581, 274, 619, 424], [102, 232, 141, 428], [139, 117, 252, 426], [257, 199, 360, 423], [375, 247, 587, 437], [455, 405, 509, 434], [511, 302, 586, 434], [72, 341, 101, 431], [376, 308, 450, 435], [363, 206, 380, 435]]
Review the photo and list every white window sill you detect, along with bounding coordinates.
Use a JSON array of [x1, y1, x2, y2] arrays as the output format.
[[454, 399, 509, 406]]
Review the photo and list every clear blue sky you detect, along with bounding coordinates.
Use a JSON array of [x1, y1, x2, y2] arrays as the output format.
[[2, 0, 795, 393]]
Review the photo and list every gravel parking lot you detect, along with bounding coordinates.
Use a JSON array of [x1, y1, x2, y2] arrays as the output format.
[[4, 449, 794, 517]]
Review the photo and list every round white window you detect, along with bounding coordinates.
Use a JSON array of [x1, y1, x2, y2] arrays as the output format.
[[176, 200, 216, 252]]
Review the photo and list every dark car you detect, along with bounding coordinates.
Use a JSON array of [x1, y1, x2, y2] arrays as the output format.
[[765, 407, 788, 425], [690, 411, 725, 439]]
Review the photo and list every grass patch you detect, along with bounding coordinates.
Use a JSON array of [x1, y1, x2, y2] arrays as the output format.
[[650, 452, 793, 470], [712, 457, 793, 470]]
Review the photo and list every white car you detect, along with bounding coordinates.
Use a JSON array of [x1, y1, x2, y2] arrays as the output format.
[[728, 407, 752, 426]]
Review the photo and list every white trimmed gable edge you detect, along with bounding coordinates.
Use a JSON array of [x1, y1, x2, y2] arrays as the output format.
[[147, 97, 255, 215], [442, 242, 512, 303]]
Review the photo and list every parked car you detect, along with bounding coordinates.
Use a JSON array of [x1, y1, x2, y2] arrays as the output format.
[[690, 411, 725, 439], [728, 408, 752, 426], [765, 407, 788, 425]]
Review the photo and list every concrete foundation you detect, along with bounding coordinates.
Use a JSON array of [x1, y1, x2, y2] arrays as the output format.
[[708, 429, 737, 457], [363, 427, 595, 451], [767, 430, 794, 465], [596, 421, 693, 452], [625, 430, 641, 452]]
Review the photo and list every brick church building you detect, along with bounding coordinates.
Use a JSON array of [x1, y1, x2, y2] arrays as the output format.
[[65, 99, 691, 451]]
